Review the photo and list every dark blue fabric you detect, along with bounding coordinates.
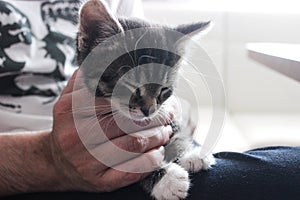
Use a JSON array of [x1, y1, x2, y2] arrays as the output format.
[[187, 146, 300, 200], [4, 146, 300, 200]]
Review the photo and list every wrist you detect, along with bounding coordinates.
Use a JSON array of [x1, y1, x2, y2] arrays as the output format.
[[0, 130, 68, 196]]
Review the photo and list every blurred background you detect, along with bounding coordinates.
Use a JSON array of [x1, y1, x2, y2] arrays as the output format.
[[142, 0, 300, 152]]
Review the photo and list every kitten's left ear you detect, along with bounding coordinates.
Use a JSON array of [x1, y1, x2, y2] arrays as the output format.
[[174, 21, 212, 52], [175, 21, 212, 40]]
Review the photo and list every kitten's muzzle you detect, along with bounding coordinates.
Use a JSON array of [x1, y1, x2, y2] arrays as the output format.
[[141, 105, 156, 117]]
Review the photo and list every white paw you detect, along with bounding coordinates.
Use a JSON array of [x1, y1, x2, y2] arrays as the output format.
[[179, 147, 216, 172], [151, 163, 190, 200]]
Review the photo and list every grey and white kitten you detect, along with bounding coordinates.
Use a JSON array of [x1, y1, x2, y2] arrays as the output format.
[[77, 0, 215, 199]]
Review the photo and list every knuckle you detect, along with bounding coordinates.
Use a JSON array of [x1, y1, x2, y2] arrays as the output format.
[[153, 127, 170, 146], [96, 183, 115, 192], [53, 101, 62, 114], [123, 172, 143, 182], [144, 151, 161, 168], [96, 177, 119, 192], [126, 135, 148, 153], [99, 183, 114, 192], [152, 132, 164, 145], [53, 96, 69, 115]]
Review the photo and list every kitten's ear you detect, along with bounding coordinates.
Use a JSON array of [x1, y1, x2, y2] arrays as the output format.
[[79, 0, 123, 43], [174, 21, 212, 52], [175, 21, 212, 38]]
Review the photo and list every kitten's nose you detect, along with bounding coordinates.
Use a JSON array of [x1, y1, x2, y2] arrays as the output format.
[[141, 106, 155, 117]]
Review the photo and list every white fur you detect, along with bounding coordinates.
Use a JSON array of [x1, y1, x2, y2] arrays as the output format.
[[151, 163, 190, 200], [179, 147, 216, 172]]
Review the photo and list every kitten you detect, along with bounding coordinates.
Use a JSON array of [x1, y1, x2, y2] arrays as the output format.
[[77, 0, 215, 199]]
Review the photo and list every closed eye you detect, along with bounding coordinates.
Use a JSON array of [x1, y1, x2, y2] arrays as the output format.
[[138, 55, 158, 65], [101, 74, 117, 82], [118, 65, 132, 75], [158, 87, 172, 104]]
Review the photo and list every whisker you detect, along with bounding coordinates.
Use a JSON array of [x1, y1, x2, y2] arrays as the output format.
[[104, 116, 115, 134], [180, 59, 222, 82], [85, 119, 100, 136], [123, 78, 140, 89], [138, 55, 157, 66], [122, 35, 136, 67], [71, 106, 112, 113], [134, 29, 149, 64], [153, 112, 166, 126]]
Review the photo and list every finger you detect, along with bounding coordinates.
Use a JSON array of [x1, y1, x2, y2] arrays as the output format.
[[113, 125, 172, 153], [96, 147, 165, 192], [57, 125, 171, 178], [161, 95, 182, 124], [88, 125, 172, 167]]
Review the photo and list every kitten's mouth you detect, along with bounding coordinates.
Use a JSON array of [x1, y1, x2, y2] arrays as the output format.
[[129, 110, 155, 127]]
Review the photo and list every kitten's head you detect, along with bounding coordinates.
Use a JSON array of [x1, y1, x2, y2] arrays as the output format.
[[77, 0, 210, 119]]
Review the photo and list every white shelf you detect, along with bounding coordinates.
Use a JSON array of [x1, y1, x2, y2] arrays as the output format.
[[247, 43, 300, 82]]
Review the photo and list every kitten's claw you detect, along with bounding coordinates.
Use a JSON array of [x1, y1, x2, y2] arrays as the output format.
[[179, 147, 216, 172], [151, 163, 190, 200]]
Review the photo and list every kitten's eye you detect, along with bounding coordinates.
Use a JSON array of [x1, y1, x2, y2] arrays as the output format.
[[158, 87, 172, 103], [101, 74, 115, 82], [118, 65, 132, 75], [138, 55, 157, 65]]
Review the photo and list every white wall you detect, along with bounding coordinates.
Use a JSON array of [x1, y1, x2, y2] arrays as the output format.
[[143, 1, 300, 113], [226, 13, 300, 112]]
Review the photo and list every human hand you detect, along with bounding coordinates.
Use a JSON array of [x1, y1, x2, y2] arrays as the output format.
[[49, 70, 180, 192]]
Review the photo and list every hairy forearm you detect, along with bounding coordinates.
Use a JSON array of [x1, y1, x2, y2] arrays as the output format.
[[0, 130, 63, 196]]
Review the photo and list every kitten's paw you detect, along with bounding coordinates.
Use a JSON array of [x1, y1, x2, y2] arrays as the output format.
[[151, 163, 190, 200], [179, 147, 216, 172]]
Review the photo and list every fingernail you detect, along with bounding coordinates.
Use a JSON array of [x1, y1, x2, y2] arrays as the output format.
[[164, 125, 173, 137], [169, 112, 174, 121], [158, 146, 165, 155], [150, 147, 165, 167]]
